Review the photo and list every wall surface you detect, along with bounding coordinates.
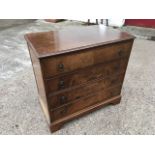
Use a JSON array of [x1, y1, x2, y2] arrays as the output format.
[[125, 19, 155, 28]]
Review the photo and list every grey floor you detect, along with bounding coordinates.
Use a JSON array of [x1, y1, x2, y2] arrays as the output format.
[[0, 20, 155, 135]]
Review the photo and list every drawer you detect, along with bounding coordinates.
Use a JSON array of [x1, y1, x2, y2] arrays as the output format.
[[50, 85, 121, 121], [45, 58, 128, 94], [41, 41, 132, 78], [48, 74, 124, 109]]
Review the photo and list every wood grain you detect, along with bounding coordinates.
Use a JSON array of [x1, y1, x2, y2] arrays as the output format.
[[25, 26, 134, 132], [48, 74, 124, 109], [50, 85, 122, 121], [24, 25, 134, 58], [41, 41, 132, 78], [45, 58, 128, 94]]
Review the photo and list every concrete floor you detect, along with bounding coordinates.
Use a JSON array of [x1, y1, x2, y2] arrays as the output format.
[[121, 26, 155, 40], [0, 20, 155, 134]]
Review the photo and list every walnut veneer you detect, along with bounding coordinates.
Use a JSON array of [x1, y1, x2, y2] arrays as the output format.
[[25, 25, 134, 132]]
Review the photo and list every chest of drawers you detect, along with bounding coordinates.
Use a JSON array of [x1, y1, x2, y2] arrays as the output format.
[[25, 26, 134, 132]]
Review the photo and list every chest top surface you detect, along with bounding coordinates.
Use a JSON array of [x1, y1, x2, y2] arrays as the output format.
[[25, 25, 134, 58]]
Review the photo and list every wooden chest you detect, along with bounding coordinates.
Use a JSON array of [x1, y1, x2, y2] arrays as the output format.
[[25, 26, 134, 132]]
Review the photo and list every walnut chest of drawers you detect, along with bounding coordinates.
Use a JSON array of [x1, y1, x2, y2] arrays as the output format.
[[25, 26, 134, 132]]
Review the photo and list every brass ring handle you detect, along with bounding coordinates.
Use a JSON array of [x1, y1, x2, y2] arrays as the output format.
[[60, 96, 67, 104], [59, 80, 65, 88], [58, 63, 64, 71]]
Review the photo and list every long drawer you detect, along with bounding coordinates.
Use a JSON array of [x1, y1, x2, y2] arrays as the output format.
[[41, 41, 132, 78], [45, 58, 128, 94], [48, 73, 124, 109], [50, 85, 121, 121]]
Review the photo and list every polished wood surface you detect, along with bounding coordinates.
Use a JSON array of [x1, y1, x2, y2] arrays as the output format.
[[25, 25, 134, 58], [50, 95, 121, 132], [27, 45, 51, 123], [51, 85, 122, 121], [41, 41, 132, 78], [25, 26, 134, 132], [45, 58, 128, 94], [48, 74, 124, 109]]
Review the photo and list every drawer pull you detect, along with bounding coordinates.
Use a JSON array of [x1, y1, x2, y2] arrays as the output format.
[[60, 96, 67, 104], [59, 80, 65, 89], [58, 63, 64, 71]]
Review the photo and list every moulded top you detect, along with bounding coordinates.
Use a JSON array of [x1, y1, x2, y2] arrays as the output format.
[[25, 25, 135, 58]]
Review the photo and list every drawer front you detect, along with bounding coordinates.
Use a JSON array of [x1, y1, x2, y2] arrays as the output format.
[[50, 85, 121, 121], [48, 74, 124, 109], [45, 58, 128, 94], [41, 41, 132, 78]]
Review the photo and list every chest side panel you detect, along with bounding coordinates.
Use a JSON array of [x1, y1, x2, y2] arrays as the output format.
[[27, 44, 50, 123]]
